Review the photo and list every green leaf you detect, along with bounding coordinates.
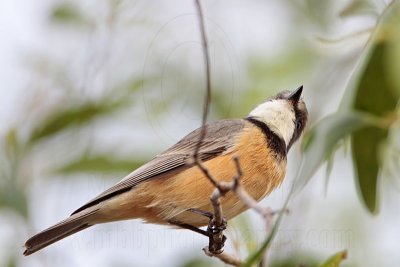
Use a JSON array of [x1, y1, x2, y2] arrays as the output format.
[[51, 3, 91, 27], [324, 145, 337, 195], [295, 112, 372, 192], [6, 256, 17, 267], [335, 2, 400, 213], [339, 0, 376, 18], [5, 129, 18, 161], [348, 4, 400, 212], [242, 206, 288, 267], [350, 43, 399, 213], [30, 99, 129, 144], [318, 250, 347, 267], [386, 13, 400, 96], [55, 154, 146, 174], [231, 214, 257, 255], [303, 0, 333, 29], [351, 127, 386, 213], [126, 78, 146, 93], [0, 185, 28, 219]]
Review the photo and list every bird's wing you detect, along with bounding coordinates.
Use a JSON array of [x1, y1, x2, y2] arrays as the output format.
[[71, 119, 245, 215]]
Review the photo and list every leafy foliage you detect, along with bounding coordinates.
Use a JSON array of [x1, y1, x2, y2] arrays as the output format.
[[0, 184, 28, 219], [296, 1, 400, 214], [51, 3, 92, 27], [243, 202, 289, 266], [0, 129, 28, 219], [318, 250, 347, 267], [349, 2, 400, 213], [55, 154, 146, 174], [295, 112, 372, 192], [29, 99, 130, 144]]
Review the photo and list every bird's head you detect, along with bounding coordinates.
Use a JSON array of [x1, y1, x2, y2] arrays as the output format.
[[248, 86, 308, 151]]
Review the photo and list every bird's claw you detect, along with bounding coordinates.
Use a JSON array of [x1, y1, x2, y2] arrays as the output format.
[[207, 217, 227, 254], [207, 216, 227, 235]]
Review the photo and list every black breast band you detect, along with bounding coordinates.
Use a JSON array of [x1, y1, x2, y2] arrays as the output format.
[[245, 117, 287, 159]]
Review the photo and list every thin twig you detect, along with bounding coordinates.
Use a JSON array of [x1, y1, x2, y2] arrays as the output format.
[[193, 0, 212, 159], [203, 247, 243, 266], [210, 189, 224, 227], [231, 157, 272, 219], [196, 159, 221, 190], [207, 187, 227, 254], [230, 157, 288, 267], [193, 0, 229, 257]]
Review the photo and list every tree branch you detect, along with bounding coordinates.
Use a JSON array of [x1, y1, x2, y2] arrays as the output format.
[[193, 0, 212, 160], [193, 0, 230, 257], [203, 247, 243, 267]]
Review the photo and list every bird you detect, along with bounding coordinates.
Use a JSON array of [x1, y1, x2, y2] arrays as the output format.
[[23, 85, 308, 256]]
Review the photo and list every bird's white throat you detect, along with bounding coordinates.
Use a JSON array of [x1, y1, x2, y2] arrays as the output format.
[[249, 99, 295, 146]]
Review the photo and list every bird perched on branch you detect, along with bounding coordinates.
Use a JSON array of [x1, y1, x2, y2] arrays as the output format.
[[24, 86, 308, 256]]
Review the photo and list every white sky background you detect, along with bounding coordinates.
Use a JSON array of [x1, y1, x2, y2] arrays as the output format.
[[1, 0, 399, 267]]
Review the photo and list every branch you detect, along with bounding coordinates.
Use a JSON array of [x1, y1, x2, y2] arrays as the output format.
[[231, 158, 289, 266], [203, 247, 243, 267], [192, 1, 283, 266], [193, 0, 212, 159], [193, 0, 230, 258], [205, 156, 286, 266]]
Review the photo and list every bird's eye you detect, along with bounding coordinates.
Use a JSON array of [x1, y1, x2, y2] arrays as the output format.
[[296, 121, 302, 129]]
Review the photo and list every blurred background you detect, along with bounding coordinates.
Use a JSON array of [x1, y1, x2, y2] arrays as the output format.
[[1, 0, 399, 266]]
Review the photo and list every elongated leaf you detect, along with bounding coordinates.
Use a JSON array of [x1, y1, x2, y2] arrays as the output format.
[[336, 2, 400, 213], [339, 0, 376, 18], [0, 185, 28, 219], [352, 127, 386, 213], [30, 99, 129, 143], [350, 12, 400, 213], [51, 3, 92, 27], [294, 112, 371, 192], [242, 208, 285, 267], [52, 4, 80, 21], [386, 13, 400, 95], [243, 184, 295, 267], [5, 129, 18, 161], [56, 154, 146, 174], [318, 250, 347, 267], [324, 143, 339, 195], [231, 214, 257, 255], [6, 256, 16, 267]]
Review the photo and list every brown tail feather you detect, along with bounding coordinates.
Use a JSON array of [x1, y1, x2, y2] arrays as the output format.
[[23, 208, 98, 256]]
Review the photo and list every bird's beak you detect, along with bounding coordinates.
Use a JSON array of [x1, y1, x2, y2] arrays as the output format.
[[288, 85, 303, 103]]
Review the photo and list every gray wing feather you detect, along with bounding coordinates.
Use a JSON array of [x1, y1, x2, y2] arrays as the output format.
[[72, 119, 245, 214]]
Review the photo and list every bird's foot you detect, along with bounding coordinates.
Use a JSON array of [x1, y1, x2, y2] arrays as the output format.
[[187, 208, 213, 219], [187, 208, 227, 236], [185, 208, 228, 253], [168, 220, 209, 237], [206, 216, 227, 254], [207, 216, 227, 235]]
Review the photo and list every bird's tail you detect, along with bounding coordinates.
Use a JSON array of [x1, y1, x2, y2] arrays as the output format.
[[23, 208, 99, 256]]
